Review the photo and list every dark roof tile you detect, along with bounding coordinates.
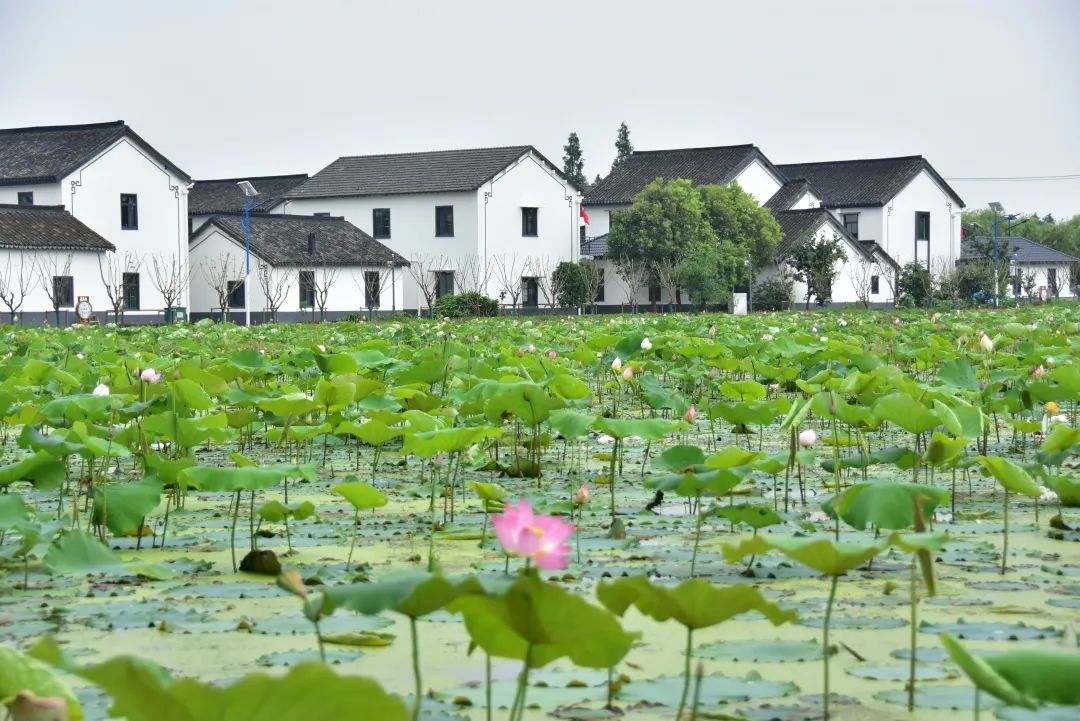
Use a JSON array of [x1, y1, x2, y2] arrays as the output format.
[[961, 236, 1079, 264], [772, 208, 870, 260], [193, 213, 408, 267], [188, 174, 308, 215], [764, 179, 815, 211], [0, 204, 115, 251], [776, 156, 964, 208]]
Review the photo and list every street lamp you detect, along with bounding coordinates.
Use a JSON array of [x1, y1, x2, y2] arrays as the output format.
[[988, 202, 1020, 307], [237, 181, 259, 327]]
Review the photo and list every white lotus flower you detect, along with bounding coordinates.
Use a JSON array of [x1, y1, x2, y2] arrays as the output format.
[[92, 384, 110, 396], [640, 337, 652, 351], [611, 357, 622, 372]]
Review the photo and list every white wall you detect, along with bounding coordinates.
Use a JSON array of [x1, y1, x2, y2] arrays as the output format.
[[582, 203, 621, 241], [1009, 262, 1075, 299], [733, 159, 784, 206], [61, 137, 190, 311], [0, 183, 62, 206], [189, 227, 404, 315], [790, 190, 820, 210], [0, 248, 110, 321]]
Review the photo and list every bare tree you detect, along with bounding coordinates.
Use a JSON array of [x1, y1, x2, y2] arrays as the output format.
[[351, 263, 396, 315], [149, 252, 190, 316], [529, 256, 560, 308], [652, 258, 680, 312], [849, 258, 876, 309], [615, 257, 649, 312], [1047, 267, 1064, 298], [200, 253, 241, 322], [98, 250, 143, 324], [879, 263, 899, 307], [0, 251, 34, 324], [493, 253, 526, 311], [311, 261, 341, 321], [257, 261, 293, 322], [407, 254, 449, 314], [454, 254, 489, 295], [33, 252, 74, 326], [579, 258, 603, 314]]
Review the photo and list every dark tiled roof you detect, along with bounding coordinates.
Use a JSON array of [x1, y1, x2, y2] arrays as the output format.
[[285, 146, 545, 199], [0, 121, 190, 185], [764, 179, 816, 211], [584, 145, 784, 206], [773, 209, 870, 260], [580, 235, 609, 258], [961, 236, 1079, 264], [859, 240, 899, 269], [0, 204, 115, 251], [189, 174, 308, 216], [776, 156, 964, 209], [192, 213, 408, 268]]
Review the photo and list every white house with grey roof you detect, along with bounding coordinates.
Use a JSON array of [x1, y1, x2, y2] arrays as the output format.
[[960, 235, 1077, 300], [189, 213, 408, 322], [0, 120, 192, 323], [276, 145, 582, 311]]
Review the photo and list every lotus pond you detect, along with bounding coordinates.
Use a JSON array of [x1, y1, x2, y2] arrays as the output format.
[[1, 309, 1079, 721]]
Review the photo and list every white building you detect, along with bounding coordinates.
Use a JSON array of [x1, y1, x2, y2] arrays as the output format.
[[960, 235, 1077, 300], [188, 173, 308, 235], [276, 145, 583, 311], [0, 121, 191, 323], [189, 213, 408, 322]]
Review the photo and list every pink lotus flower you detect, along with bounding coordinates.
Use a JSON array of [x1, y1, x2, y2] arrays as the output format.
[[621, 365, 634, 381], [492, 499, 573, 569], [1033, 365, 1046, 380], [685, 405, 698, 423], [8, 691, 68, 721], [92, 384, 109, 396], [768, 383, 780, 393], [140, 368, 161, 384], [798, 428, 818, 448], [894, 318, 902, 326], [548, 350, 558, 359], [640, 337, 652, 351], [709, 367, 719, 379], [611, 357, 622, 372], [527, 344, 536, 353], [574, 485, 589, 505]]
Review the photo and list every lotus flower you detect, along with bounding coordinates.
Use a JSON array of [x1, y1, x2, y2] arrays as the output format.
[[768, 383, 781, 393], [894, 318, 902, 326], [839, 319, 848, 327], [140, 368, 161, 384], [708, 324, 716, 336], [611, 357, 622, 372], [762, 333, 773, 342], [1044, 401, 1060, 415], [92, 384, 109, 396], [1033, 365, 1046, 380], [798, 428, 818, 448], [685, 405, 698, 423], [574, 485, 589, 505], [8, 691, 68, 721], [527, 344, 536, 353], [978, 331, 994, 353], [640, 337, 652, 351], [547, 350, 558, 359], [811, 325, 818, 334], [621, 365, 634, 381], [492, 499, 573, 570], [709, 367, 719, 379], [1046, 356, 1055, 367]]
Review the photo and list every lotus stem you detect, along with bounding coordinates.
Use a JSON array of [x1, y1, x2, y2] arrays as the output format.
[[410, 617, 422, 721], [823, 574, 839, 721], [676, 628, 694, 721], [908, 555, 918, 712], [485, 654, 493, 721], [1000, 489, 1009, 575], [230, 490, 241, 572]]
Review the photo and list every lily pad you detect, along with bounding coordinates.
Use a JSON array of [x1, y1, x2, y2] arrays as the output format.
[[694, 639, 834, 663], [919, 620, 1062, 641]]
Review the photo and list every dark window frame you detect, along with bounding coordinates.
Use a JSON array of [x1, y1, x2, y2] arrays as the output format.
[[435, 206, 454, 237], [596, 267, 605, 302], [227, 280, 245, 309], [120, 194, 138, 230], [364, 270, 381, 308], [53, 276, 74, 307], [870, 275, 879, 295], [842, 213, 859, 239], [915, 211, 931, 241], [17, 191, 33, 206], [122, 272, 140, 310], [521, 207, 538, 237], [522, 276, 539, 307], [299, 270, 315, 308], [372, 208, 391, 239], [648, 284, 661, 303], [435, 270, 455, 298], [1048, 267, 1058, 296]]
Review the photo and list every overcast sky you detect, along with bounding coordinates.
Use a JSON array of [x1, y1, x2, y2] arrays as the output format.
[[2, 0, 1078, 218]]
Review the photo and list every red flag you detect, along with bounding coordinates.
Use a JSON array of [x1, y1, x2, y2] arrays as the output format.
[[580, 205, 590, 225]]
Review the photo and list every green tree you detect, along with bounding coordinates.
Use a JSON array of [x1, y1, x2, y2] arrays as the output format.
[[551, 261, 588, 309], [787, 233, 847, 308], [676, 246, 725, 310], [698, 181, 781, 288], [612, 122, 633, 171], [562, 132, 587, 189], [606, 178, 715, 266], [896, 262, 933, 307]]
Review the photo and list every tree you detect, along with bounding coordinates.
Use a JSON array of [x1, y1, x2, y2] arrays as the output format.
[[149, 253, 190, 316], [697, 182, 781, 300], [551, 261, 588, 309], [200, 253, 241, 322], [896, 261, 933, 307], [786, 233, 847, 309], [676, 247, 725, 311], [562, 132, 587, 189], [33, 252, 73, 326], [615, 256, 649, 312], [579, 259, 603, 314], [493, 253, 526, 311], [98, 251, 143, 324], [651, 258, 680, 311], [257, 261, 294, 322], [849, 258, 877, 309], [406, 254, 449, 314], [311, 262, 341, 321], [612, 122, 633, 171], [0, 252, 34, 324], [606, 178, 714, 266], [351, 263, 395, 314], [593, 173, 603, 187], [529, 256, 560, 308], [454, 254, 489, 295]]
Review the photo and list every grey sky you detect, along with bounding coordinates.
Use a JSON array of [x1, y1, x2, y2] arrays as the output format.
[[2, 0, 1078, 218]]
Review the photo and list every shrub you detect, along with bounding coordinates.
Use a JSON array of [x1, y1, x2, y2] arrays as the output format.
[[897, 262, 933, 307], [552, 262, 588, 308], [753, 275, 793, 311], [431, 291, 499, 318]]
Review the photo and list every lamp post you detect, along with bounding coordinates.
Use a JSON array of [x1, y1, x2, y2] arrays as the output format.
[[237, 181, 259, 327], [988, 202, 1018, 307]]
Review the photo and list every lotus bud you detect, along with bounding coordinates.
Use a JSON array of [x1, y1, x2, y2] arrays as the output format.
[[640, 337, 652, 351], [517, 347, 525, 357], [574, 485, 589, 505], [92, 384, 109, 396], [708, 324, 716, 336], [621, 365, 634, 381], [611, 357, 622, 372], [433, 453, 446, 469], [1033, 365, 1046, 380], [140, 368, 161, 384], [685, 405, 698, 423], [839, 319, 847, 327], [547, 350, 558, 359], [709, 367, 719, 379], [528, 344, 536, 353], [1046, 356, 1055, 367], [768, 383, 780, 393], [812, 325, 818, 334], [9, 691, 69, 721], [798, 428, 818, 448], [978, 331, 994, 353], [894, 318, 902, 326]]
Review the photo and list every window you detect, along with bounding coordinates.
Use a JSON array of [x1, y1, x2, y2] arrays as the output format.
[[17, 192, 33, 206], [435, 271, 455, 298], [596, 267, 605, 302], [123, 272, 140, 310], [299, 271, 315, 308], [915, 211, 930, 241], [579, 226, 586, 243], [1048, 268, 1058, 296], [120, 194, 138, 230], [870, 275, 879, 295], [1012, 273, 1021, 296], [364, 270, 381, 308], [227, 280, 245, 309], [372, 209, 391, 239], [648, 284, 661, 303], [53, 276, 74, 307], [522, 277, 539, 307], [842, 213, 859, 239], [521, 207, 538, 237], [435, 206, 454, 237]]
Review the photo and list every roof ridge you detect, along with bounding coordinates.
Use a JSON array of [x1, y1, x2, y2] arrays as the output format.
[[779, 155, 924, 167], [211, 212, 345, 222], [335, 144, 532, 161], [632, 144, 756, 155], [194, 173, 308, 184], [0, 120, 126, 136], [0, 203, 67, 212]]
